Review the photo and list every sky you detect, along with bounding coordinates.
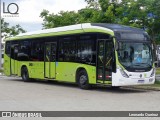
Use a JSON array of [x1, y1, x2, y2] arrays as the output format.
[[1, 0, 87, 32]]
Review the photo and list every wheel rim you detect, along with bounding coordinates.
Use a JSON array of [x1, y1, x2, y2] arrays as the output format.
[[79, 75, 87, 85]]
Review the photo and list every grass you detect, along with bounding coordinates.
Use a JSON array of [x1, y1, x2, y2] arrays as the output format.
[[156, 68, 160, 85], [156, 68, 160, 75], [151, 80, 160, 87]]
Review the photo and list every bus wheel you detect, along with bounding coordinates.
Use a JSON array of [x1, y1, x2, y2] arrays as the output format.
[[78, 70, 91, 90], [21, 67, 30, 82]]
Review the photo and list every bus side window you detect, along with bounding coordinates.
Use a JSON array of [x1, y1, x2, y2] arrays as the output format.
[[18, 40, 31, 61], [77, 35, 96, 65], [58, 36, 76, 62], [58, 42, 64, 62], [31, 40, 44, 61]]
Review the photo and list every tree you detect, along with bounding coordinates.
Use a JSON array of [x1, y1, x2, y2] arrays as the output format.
[[40, 10, 79, 29], [1, 18, 26, 39], [78, 8, 103, 23], [118, 0, 160, 42], [85, 0, 123, 23], [146, 0, 160, 43], [85, 0, 100, 9], [40, 0, 160, 43]]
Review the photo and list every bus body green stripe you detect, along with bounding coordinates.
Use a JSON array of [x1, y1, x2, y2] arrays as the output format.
[[83, 28, 114, 36], [6, 28, 114, 41]]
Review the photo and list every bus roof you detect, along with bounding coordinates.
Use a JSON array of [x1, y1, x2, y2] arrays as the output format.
[[91, 23, 144, 32], [6, 23, 144, 40]]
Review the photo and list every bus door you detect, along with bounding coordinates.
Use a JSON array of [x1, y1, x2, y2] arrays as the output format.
[[10, 44, 18, 75], [97, 39, 114, 82], [44, 42, 57, 79]]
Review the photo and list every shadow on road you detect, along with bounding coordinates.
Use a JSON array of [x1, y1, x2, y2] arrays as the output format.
[[92, 86, 149, 93], [8, 77, 152, 94]]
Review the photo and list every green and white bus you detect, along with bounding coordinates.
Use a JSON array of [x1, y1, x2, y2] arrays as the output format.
[[4, 23, 155, 89]]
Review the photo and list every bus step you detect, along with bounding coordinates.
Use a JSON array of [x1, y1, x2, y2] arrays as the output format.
[[97, 80, 112, 84]]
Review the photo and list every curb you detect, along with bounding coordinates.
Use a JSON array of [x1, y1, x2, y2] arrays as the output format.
[[124, 85, 160, 91]]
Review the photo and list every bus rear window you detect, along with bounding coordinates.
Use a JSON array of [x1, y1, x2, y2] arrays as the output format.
[[5, 41, 11, 56]]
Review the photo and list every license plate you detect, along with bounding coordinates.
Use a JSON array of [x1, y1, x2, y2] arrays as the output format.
[[138, 80, 144, 83]]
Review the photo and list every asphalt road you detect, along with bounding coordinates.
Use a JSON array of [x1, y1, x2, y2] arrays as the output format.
[[0, 76, 160, 120]]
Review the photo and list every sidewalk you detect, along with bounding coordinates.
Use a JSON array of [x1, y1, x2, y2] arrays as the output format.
[[125, 84, 160, 91]]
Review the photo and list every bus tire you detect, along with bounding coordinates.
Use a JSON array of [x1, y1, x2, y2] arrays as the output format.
[[78, 70, 91, 90], [21, 67, 30, 82]]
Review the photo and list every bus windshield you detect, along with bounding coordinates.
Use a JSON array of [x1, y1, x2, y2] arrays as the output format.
[[118, 42, 153, 70]]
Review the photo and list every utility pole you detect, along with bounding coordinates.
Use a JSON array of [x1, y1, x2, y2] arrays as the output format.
[[0, 0, 2, 70]]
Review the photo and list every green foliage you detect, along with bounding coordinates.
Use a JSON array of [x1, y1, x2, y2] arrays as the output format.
[[40, 0, 160, 44], [1, 18, 26, 38], [78, 8, 102, 23], [85, 0, 100, 9], [156, 68, 160, 75], [40, 10, 79, 28]]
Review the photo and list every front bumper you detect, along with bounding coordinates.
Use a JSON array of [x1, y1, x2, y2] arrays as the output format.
[[112, 69, 155, 86]]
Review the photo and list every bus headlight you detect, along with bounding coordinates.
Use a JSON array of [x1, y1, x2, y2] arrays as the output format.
[[150, 68, 155, 77], [118, 66, 129, 78]]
